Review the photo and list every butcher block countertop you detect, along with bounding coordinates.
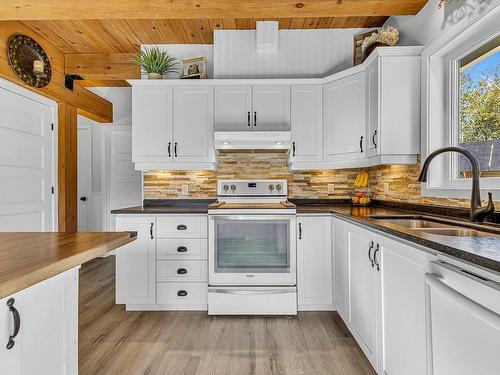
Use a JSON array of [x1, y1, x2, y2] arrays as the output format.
[[0, 232, 136, 299]]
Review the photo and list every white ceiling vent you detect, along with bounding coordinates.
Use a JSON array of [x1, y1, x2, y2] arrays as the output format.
[[256, 21, 279, 51]]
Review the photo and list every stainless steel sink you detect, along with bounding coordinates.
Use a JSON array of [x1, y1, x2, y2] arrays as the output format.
[[367, 215, 499, 238]]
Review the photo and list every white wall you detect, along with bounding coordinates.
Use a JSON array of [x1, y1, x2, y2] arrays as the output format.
[[384, 0, 500, 46], [213, 29, 365, 78]]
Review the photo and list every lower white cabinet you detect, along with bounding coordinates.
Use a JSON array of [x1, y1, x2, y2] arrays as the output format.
[[333, 218, 349, 322], [297, 216, 333, 310], [0, 268, 79, 375], [115, 216, 156, 305]]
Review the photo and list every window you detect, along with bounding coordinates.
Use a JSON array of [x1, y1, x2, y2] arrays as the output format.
[[458, 37, 500, 178]]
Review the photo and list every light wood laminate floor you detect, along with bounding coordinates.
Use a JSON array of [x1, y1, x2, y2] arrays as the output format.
[[79, 257, 376, 375]]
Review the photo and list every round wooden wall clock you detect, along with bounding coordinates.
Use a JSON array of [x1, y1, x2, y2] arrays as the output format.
[[7, 34, 52, 88]]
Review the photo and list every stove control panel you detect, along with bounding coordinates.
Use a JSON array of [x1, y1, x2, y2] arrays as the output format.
[[217, 179, 288, 197]]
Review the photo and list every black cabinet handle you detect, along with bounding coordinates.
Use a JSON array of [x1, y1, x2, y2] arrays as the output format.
[[360, 136, 364, 153], [177, 246, 188, 252], [292, 142, 296, 157], [368, 241, 374, 268], [168, 142, 171, 157], [247, 111, 251, 127], [177, 224, 187, 231], [373, 243, 380, 271], [150, 222, 154, 239], [80, 196, 87, 202], [298, 223, 302, 239], [174, 142, 178, 157], [177, 268, 187, 275], [372, 130, 377, 149], [254, 111, 257, 126], [6, 298, 20, 350], [177, 290, 188, 297]]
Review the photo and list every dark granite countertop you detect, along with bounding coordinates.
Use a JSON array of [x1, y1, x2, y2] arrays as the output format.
[[111, 199, 216, 214], [293, 200, 500, 274]]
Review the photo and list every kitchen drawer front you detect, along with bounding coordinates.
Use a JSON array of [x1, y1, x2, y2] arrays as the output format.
[[156, 216, 207, 238], [157, 261, 208, 282], [157, 239, 207, 260], [157, 282, 208, 308]]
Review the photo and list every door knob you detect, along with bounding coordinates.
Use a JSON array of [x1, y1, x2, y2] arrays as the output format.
[[80, 196, 87, 201]]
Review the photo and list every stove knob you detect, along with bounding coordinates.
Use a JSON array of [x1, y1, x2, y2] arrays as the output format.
[[276, 184, 282, 192], [268, 184, 275, 192], [222, 184, 229, 192], [230, 184, 237, 193]]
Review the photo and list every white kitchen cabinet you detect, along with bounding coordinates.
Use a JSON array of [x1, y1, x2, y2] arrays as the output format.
[[0, 268, 78, 375], [289, 85, 323, 163], [132, 85, 173, 163], [297, 216, 333, 310], [252, 85, 291, 131], [115, 216, 156, 305], [366, 59, 379, 157], [173, 86, 215, 163], [333, 218, 349, 322], [215, 85, 252, 131], [347, 223, 378, 367], [323, 72, 366, 162], [378, 235, 430, 375]]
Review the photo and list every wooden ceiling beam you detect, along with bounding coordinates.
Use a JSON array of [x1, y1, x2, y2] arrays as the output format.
[[65, 53, 140, 81], [0, 1, 428, 20]]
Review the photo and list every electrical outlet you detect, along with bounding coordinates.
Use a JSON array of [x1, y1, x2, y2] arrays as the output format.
[[181, 184, 189, 196], [328, 184, 335, 194], [384, 183, 390, 194]]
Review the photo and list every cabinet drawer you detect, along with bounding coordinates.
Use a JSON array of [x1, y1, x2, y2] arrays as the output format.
[[156, 216, 207, 238], [157, 283, 208, 308], [157, 239, 207, 260], [157, 261, 207, 282]]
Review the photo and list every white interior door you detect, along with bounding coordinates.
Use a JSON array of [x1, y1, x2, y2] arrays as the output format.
[[77, 125, 91, 231], [0, 79, 56, 231]]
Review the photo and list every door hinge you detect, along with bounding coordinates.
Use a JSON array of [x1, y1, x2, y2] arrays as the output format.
[[51, 186, 55, 194], [51, 123, 54, 131]]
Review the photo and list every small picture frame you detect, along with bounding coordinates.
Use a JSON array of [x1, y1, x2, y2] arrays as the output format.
[[353, 30, 377, 66], [179, 56, 208, 79]]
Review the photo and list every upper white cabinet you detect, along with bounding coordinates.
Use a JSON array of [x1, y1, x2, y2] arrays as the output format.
[[297, 216, 333, 310], [366, 60, 379, 157], [289, 85, 323, 163], [132, 86, 172, 163], [173, 86, 215, 163], [131, 84, 216, 171], [323, 72, 366, 163], [215, 84, 291, 131], [215, 85, 252, 131], [252, 85, 290, 131]]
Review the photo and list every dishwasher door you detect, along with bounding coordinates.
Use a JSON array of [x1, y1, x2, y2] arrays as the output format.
[[425, 261, 500, 375]]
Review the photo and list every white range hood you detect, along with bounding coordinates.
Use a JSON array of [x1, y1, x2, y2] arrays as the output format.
[[214, 131, 291, 150]]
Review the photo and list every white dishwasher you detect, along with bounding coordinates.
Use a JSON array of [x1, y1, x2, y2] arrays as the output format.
[[426, 260, 500, 375]]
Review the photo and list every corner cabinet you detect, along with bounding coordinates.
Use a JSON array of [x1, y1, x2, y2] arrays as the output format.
[[131, 83, 216, 171]]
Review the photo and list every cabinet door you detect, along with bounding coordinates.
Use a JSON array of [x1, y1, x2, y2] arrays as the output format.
[[297, 216, 333, 310], [0, 268, 78, 375], [252, 85, 291, 131], [378, 237, 428, 375], [347, 224, 377, 364], [323, 73, 366, 161], [132, 86, 173, 163], [115, 216, 156, 305], [173, 86, 215, 163], [290, 85, 323, 163], [215, 85, 252, 131], [333, 218, 349, 321], [366, 59, 380, 157]]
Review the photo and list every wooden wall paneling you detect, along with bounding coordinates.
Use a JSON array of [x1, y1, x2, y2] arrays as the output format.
[[0, 1, 429, 20], [222, 19, 237, 29], [105, 20, 142, 51], [181, 19, 204, 43], [194, 19, 213, 44], [58, 102, 78, 232], [0, 21, 112, 122], [164, 20, 191, 44], [64, 53, 140, 81], [21, 20, 79, 54]]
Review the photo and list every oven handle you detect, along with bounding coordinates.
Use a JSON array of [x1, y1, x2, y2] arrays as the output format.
[[209, 215, 296, 221], [208, 288, 295, 295]]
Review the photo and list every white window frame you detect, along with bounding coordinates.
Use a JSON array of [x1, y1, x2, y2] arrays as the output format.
[[421, 4, 500, 200]]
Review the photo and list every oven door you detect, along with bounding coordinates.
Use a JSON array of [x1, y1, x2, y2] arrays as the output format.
[[209, 214, 296, 286]]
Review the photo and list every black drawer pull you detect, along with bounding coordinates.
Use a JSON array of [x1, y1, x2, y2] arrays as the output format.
[[177, 268, 187, 275], [177, 290, 188, 297], [177, 246, 188, 252], [177, 224, 187, 231], [6, 298, 20, 350], [360, 136, 364, 153]]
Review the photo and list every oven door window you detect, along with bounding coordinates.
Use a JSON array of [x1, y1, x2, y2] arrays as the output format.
[[214, 219, 290, 273]]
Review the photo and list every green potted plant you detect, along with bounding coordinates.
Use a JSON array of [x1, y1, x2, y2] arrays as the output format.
[[131, 46, 178, 79]]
